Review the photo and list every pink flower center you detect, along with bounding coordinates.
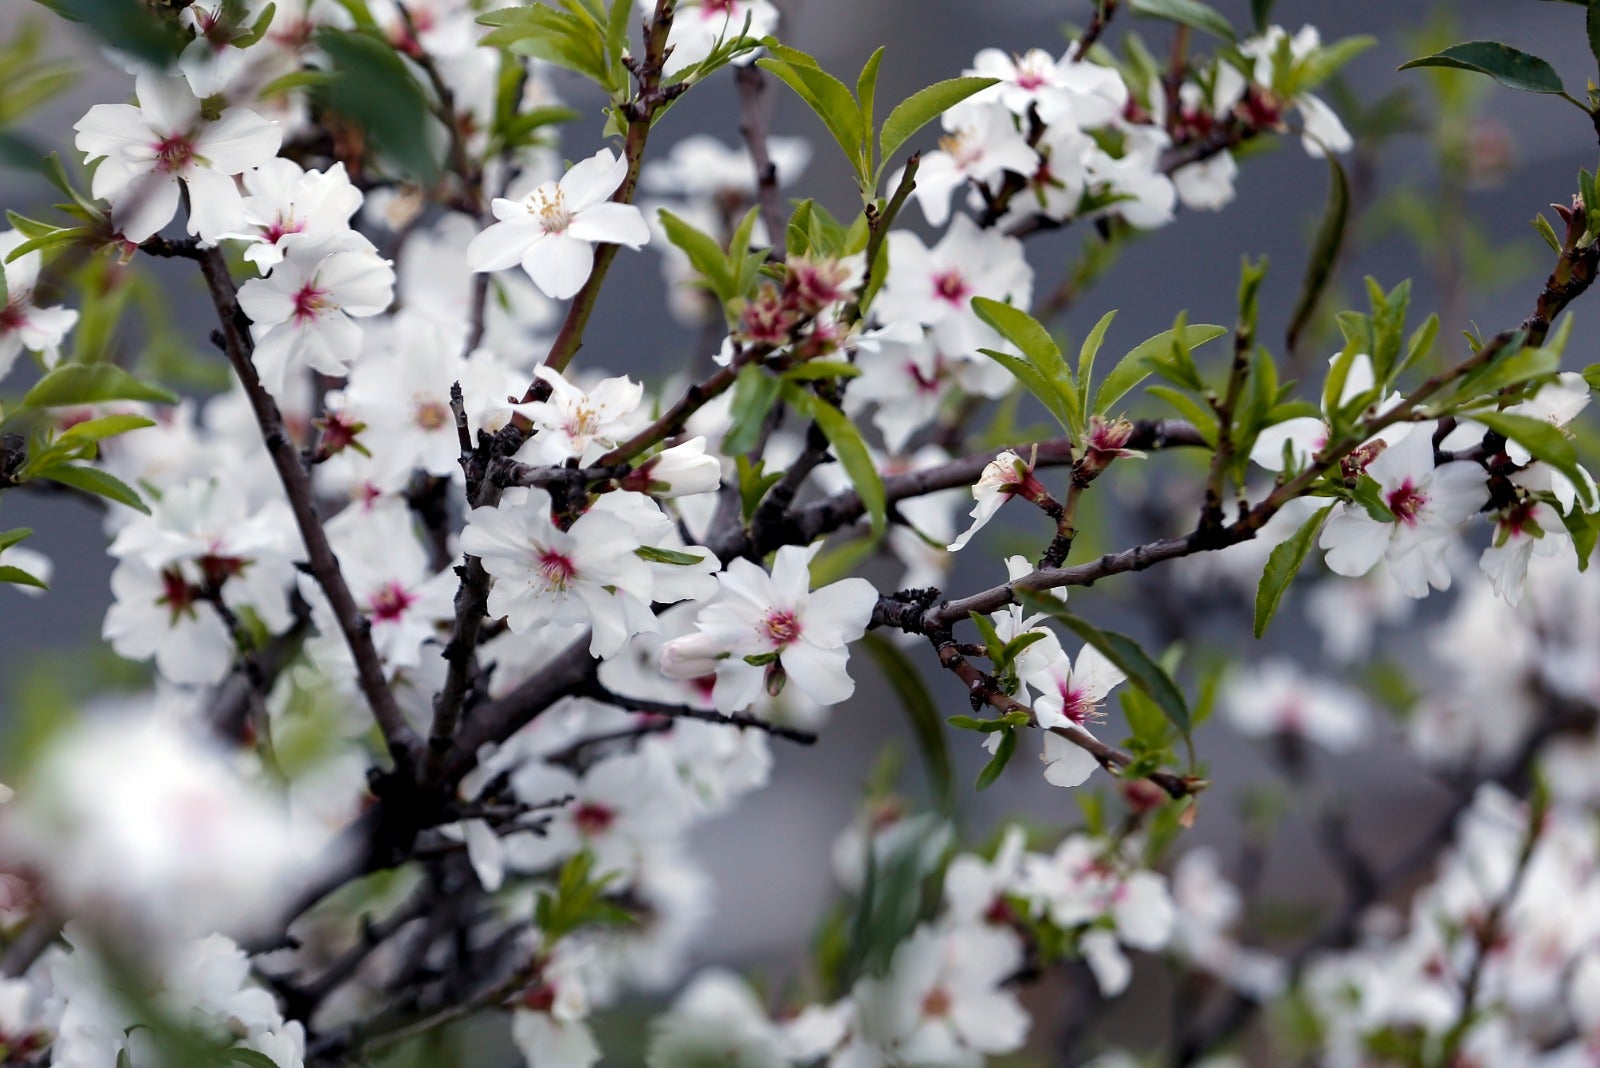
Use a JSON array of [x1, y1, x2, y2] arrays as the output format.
[[537, 548, 577, 590], [762, 608, 802, 648], [263, 216, 306, 244], [292, 282, 331, 324], [701, 0, 738, 16], [573, 801, 615, 836], [921, 986, 953, 1018], [0, 299, 26, 333], [368, 581, 416, 622], [154, 134, 198, 175], [1058, 683, 1099, 725], [932, 269, 972, 306], [1386, 480, 1428, 526], [158, 567, 198, 622]]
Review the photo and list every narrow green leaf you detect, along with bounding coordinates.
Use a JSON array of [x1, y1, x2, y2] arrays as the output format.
[[634, 545, 706, 566], [972, 296, 1081, 432], [1589, 0, 1600, 77], [1251, 0, 1275, 33], [878, 76, 999, 169], [862, 634, 953, 810], [0, 565, 46, 590], [0, 527, 33, 554], [723, 364, 782, 456], [977, 348, 1079, 435], [1472, 411, 1596, 508], [782, 360, 862, 380], [1253, 503, 1336, 638], [1094, 323, 1228, 414], [1077, 309, 1117, 427], [55, 414, 156, 450], [1287, 154, 1349, 352], [22, 364, 178, 408], [975, 727, 1017, 790], [33, 463, 149, 513], [856, 46, 885, 174], [1128, 0, 1236, 41], [1399, 41, 1566, 95], [1146, 385, 1219, 445], [757, 54, 865, 181], [968, 609, 1006, 662], [786, 385, 887, 533], [1560, 506, 1600, 570], [1025, 597, 1192, 736], [658, 208, 736, 306]]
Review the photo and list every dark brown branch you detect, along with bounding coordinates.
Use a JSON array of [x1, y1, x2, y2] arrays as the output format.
[[579, 681, 819, 746], [192, 247, 421, 773]]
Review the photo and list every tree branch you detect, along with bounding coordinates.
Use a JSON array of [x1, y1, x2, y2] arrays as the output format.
[[192, 247, 421, 773]]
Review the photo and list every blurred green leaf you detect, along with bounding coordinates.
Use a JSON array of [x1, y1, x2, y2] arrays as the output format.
[[313, 28, 442, 184], [21, 364, 177, 408], [1287, 154, 1349, 353], [862, 634, 953, 811]]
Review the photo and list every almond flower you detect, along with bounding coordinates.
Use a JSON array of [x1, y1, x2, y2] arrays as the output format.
[[0, 230, 78, 379], [467, 148, 650, 300], [947, 449, 1049, 552], [661, 544, 877, 712], [236, 236, 396, 396], [73, 71, 281, 244], [1318, 425, 1486, 598]]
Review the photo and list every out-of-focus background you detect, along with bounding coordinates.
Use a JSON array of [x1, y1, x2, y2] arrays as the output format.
[[0, 0, 1586, 1021]]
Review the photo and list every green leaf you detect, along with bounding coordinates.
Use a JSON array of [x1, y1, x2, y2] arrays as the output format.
[[977, 348, 1079, 436], [0, 527, 32, 553], [1286, 153, 1349, 352], [54, 414, 156, 450], [1077, 309, 1117, 427], [1025, 597, 1192, 736], [782, 360, 862, 380], [968, 609, 1006, 663], [1560, 506, 1600, 570], [1146, 385, 1218, 446], [735, 456, 783, 522], [658, 208, 737, 307], [758, 45, 866, 183], [33, 463, 149, 512], [1472, 411, 1596, 509], [878, 76, 999, 171], [1251, 0, 1274, 33], [634, 545, 706, 566], [975, 727, 1017, 790], [1584, 362, 1600, 392], [1253, 503, 1336, 638], [1128, 0, 1236, 41], [21, 364, 178, 408], [856, 46, 885, 173], [32, 0, 185, 66], [862, 634, 953, 810], [1094, 322, 1228, 414], [1399, 41, 1566, 95], [723, 364, 782, 456], [972, 296, 1081, 435], [948, 713, 1030, 732], [786, 385, 887, 534], [0, 565, 46, 590], [312, 29, 442, 183], [1589, 1, 1600, 76]]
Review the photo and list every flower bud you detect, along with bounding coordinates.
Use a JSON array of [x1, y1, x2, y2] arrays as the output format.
[[659, 632, 725, 679], [628, 436, 722, 498]]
